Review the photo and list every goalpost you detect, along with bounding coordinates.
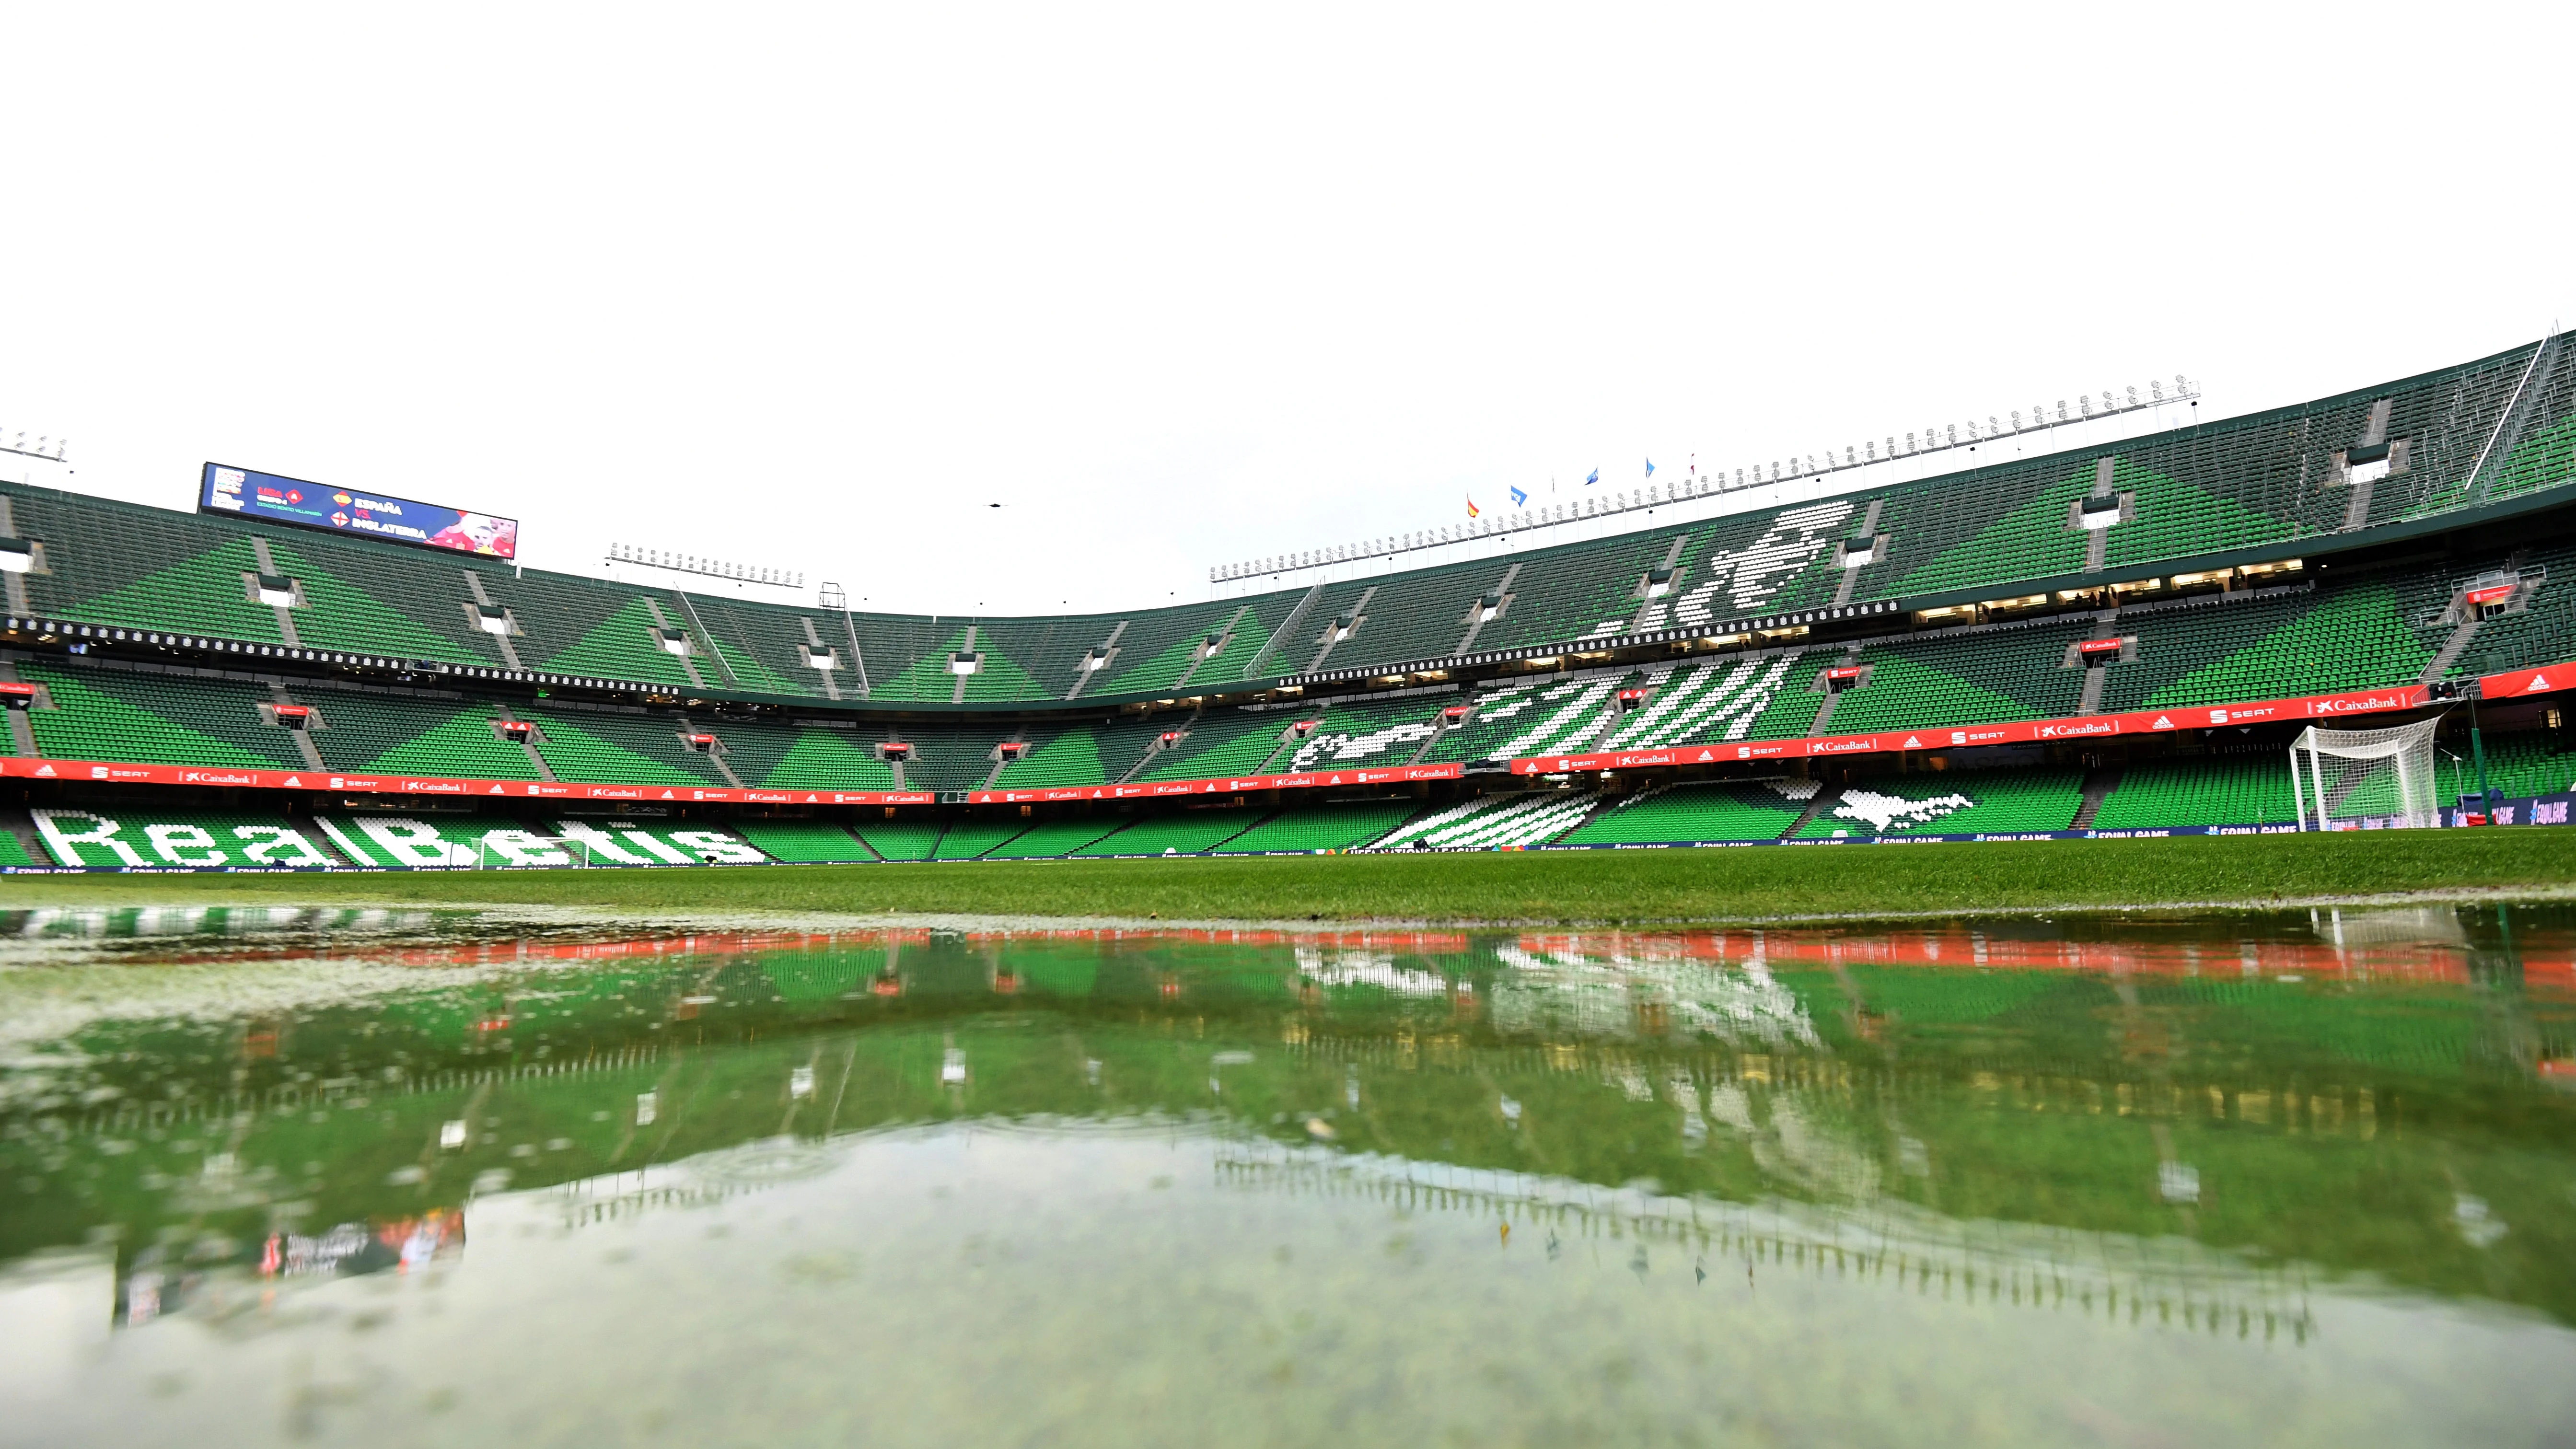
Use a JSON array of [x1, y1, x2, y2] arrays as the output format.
[[2288, 717, 2442, 831]]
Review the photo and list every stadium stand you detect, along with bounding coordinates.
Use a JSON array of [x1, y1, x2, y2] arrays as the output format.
[[1372, 789, 1601, 850], [33, 808, 337, 868], [732, 820, 877, 863], [520, 705, 727, 787], [854, 820, 945, 862], [929, 820, 1029, 860], [1795, 767, 2084, 837], [983, 818, 1125, 859], [1072, 808, 1265, 855], [1211, 800, 1420, 853], [2085, 753, 2299, 830], [2, 336, 2574, 867], [1558, 780, 1815, 845], [18, 661, 307, 769], [2467, 730, 2576, 800], [1823, 627, 2088, 734]]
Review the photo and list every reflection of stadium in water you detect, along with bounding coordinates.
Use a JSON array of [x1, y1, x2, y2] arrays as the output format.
[[2, 904, 2570, 1346]]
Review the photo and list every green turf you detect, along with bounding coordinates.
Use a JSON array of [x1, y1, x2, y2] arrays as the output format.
[[2, 828, 2571, 925]]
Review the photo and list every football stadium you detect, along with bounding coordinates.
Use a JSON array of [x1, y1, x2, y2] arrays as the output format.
[[4, 336, 2573, 884]]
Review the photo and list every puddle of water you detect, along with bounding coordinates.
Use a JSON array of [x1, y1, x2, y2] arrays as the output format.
[[2, 904, 2572, 1447]]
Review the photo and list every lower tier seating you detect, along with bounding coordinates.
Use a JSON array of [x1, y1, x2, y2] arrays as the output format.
[[1210, 800, 1419, 853], [1797, 767, 2083, 837], [1560, 780, 1815, 845], [2087, 754, 2297, 829], [1076, 809, 1265, 855], [733, 820, 876, 863]]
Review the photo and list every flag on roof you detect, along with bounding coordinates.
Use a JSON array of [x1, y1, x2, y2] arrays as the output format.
[[1509, 485, 1528, 506], [1584, 468, 1599, 486], [1644, 458, 1655, 478], [1465, 496, 1480, 518]]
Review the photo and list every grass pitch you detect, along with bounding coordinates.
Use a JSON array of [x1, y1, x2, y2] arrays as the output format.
[[4, 829, 2573, 926]]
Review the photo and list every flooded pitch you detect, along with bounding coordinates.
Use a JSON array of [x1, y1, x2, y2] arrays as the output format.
[[2, 904, 2572, 1447]]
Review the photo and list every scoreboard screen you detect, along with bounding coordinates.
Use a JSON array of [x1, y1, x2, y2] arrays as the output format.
[[199, 463, 520, 559]]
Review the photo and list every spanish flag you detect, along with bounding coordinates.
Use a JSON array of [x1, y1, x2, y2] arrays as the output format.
[[1465, 496, 1481, 518]]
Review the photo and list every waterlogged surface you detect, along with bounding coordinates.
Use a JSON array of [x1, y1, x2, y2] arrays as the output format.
[[3, 904, 2574, 1448]]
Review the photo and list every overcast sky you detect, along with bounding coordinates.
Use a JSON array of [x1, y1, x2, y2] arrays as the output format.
[[4, 4, 2570, 617]]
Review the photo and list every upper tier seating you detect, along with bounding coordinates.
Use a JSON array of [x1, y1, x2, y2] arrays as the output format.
[[4, 342, 2566, 708]]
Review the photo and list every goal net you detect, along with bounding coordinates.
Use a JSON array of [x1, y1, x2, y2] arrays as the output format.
[[2289, 718, 2441, 831]]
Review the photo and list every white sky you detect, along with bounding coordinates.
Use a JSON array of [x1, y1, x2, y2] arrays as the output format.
[[4, 4, 2570, 617]]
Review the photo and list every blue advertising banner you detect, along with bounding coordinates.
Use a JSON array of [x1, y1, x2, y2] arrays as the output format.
[[198, 463, 520, 559]]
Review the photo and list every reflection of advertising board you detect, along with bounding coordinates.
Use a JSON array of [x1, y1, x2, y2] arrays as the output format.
[[199, 462, 519, 558]]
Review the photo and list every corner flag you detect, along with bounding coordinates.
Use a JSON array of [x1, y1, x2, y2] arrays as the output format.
[[1509, 485, 1528, 507]]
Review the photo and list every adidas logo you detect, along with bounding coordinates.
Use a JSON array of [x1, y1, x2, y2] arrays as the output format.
[[486, 785, 504, 794], [33, 764, 54, 777], [2529, 672, 2551, 692], [1694, 749, 1713, 762], [2152, 715, 2173, 729], [282, 775, 303, 788], [1902, 736, 1921, 748], [658, 790, 675, 800]]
